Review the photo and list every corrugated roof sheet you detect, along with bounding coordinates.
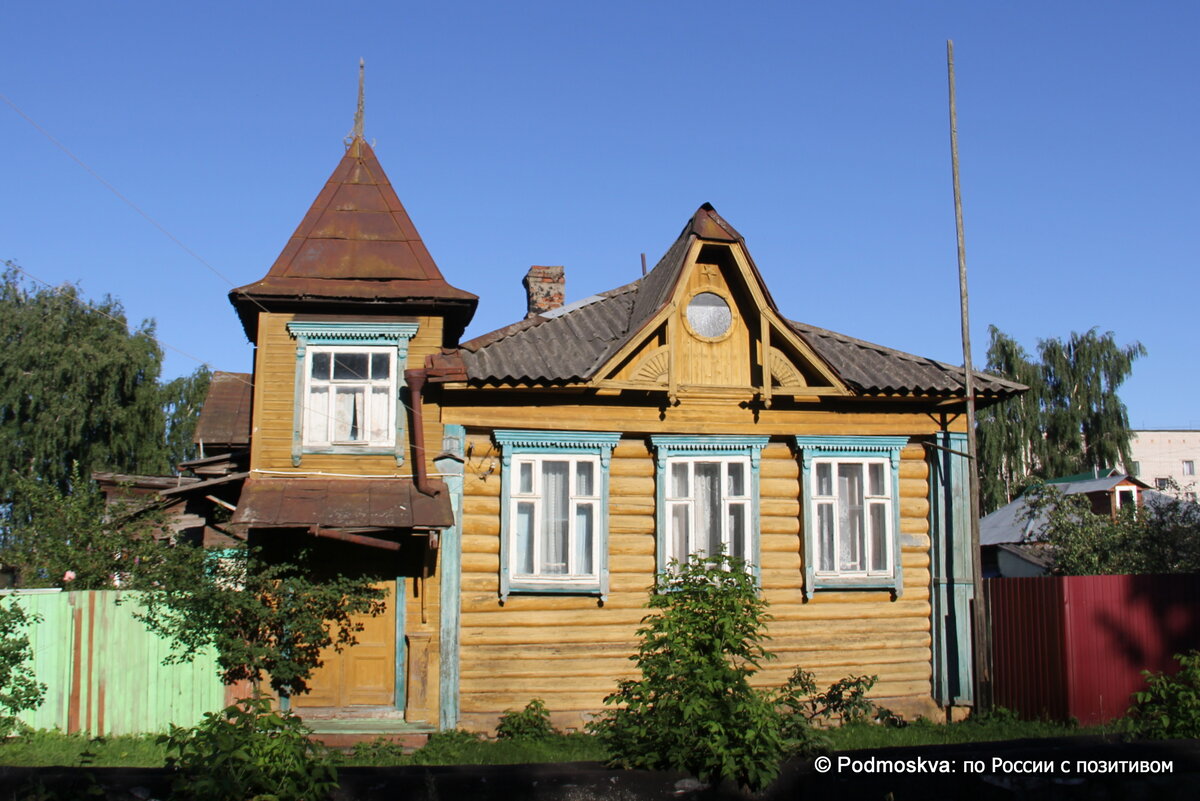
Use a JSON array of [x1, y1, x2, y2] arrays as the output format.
[[460, 284, 637, 384], [787, 322, 1025, 397], [193, 372, 253, 448], [452, 201, 1024, 400], [231, 477, 453, 530]]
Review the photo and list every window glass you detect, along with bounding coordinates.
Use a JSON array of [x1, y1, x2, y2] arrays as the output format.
[[333, 352, 369, 380], [686, 291, 733, 338], [663, 455, 755, 565], [371, 352, 390, 379], [540, 461, 570, 575], [311, 352, 331, 380], [576, 461, 594, 496]]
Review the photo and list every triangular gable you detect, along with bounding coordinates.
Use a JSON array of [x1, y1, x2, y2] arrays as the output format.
[[592, 204, 847, 402]]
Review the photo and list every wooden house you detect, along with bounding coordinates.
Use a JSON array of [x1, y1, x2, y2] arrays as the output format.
[[222, 131, 1023, 732]]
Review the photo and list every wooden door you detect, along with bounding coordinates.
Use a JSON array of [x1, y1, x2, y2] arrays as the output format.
[[293, 581, 396, 708]]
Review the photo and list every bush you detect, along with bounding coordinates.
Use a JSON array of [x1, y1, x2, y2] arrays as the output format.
[[589, 554, 786, 791], [0, 601, 45, 735], [1127, 650, 1200, 739], [496, 699, 555, 740], [159, 695, 337, 801]]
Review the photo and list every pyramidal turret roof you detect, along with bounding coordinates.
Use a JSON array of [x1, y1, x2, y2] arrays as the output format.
[[230, 136, 477, 340]]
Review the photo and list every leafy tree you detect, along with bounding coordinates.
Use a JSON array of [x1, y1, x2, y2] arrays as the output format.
[[161, 365, 213, 468], [0, 264, 211, 504], [133, 546, 387, 697], [1024, 484, 1200, 575], [977, 327, 1145, 512], [0, 601, 45, 735], [590, 554, 786, 791], [0, 467, 168, 589]]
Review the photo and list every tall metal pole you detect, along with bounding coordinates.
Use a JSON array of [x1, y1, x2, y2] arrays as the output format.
[[947, 39, 992, 711]]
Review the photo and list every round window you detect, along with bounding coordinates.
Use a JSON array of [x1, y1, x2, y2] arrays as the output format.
[[686, 292, 733, 339]]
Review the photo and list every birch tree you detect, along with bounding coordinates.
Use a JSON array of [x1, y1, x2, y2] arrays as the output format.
[[977, 326, 1145, 513]]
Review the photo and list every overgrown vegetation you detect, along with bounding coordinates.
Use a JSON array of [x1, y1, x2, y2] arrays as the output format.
[[496, 698, 555, 740], [0, 466, 173, 590], [1025, 484, 1200, 575], [590, 554, 787, 790], [977, 326, 1145, 513], [160, 695, 338, 801], [1126, 651, 1200, 739], [0, 601, 44, 735], [133, 546, 387, 697]]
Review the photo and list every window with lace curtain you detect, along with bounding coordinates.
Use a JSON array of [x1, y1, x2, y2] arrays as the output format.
[[285, 321, 418, 466], [495, 430, 619, 600], [304, 347, 394, 447]]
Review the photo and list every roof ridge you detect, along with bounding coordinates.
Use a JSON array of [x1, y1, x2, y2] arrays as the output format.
[[460, 280, 640, 353]]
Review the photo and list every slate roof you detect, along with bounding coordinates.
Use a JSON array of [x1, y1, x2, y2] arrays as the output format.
[[230, 137, 476, 341], [980, 473, 1151, 545], [455, 204, 1024, 399]]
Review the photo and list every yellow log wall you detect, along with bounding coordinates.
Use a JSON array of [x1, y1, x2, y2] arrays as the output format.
[[247, 310, 448, 723], [453, 427, 942, 732]]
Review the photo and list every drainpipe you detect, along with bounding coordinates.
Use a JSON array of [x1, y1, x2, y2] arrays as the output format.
[[405, 368, 439, 497]]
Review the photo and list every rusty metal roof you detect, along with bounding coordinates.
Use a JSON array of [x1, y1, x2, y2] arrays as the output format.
[[230, 477, 453, 530], [230, 137, 477, 340], [193, 371, 253, 449], [445, 204, 1024, 400]]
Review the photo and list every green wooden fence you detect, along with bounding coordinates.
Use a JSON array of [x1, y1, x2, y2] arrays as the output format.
[[2, 590, 227, 735]]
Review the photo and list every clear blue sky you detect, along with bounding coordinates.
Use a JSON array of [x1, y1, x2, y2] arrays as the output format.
[[3, 1, 1196, 428]]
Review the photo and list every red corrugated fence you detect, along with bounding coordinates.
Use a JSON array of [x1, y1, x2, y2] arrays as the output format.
[[988, 574, 1200, 725]]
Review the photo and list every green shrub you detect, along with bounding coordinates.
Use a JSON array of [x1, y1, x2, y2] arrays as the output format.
[[809, 674, 880, 725], [589, 554, 786, 791], [159, 695, 337, 801], [1127, 650, 1200, 739], [0, 601, 45, 736], [496, 699, 555, 740]]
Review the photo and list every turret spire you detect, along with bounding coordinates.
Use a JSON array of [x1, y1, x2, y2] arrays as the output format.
[[350, 58, 365, 144]]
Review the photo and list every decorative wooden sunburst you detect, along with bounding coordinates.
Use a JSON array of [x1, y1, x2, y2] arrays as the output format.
[[633, 346, 670, 384]]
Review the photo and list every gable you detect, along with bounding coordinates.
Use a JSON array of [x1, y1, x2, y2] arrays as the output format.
[[596, 238, 846, 402]]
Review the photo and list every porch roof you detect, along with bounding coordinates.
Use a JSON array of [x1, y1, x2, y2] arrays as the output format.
[[231, 477, 453, 531]]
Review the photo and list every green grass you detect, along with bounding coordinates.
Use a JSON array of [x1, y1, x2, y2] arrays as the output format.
[[0, 714, 1116, 769], [823, 714, 1112, 752], [0, 730, 167, 767], [341, 731, 608, 766]]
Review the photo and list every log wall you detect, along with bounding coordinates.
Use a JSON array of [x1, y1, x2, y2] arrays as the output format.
[[453, 425, 943, 732]]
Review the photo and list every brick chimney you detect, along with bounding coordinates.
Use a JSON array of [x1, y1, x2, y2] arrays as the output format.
[[523, 265, 565, 318]]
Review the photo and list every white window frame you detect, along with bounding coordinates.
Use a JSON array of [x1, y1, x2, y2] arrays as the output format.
[[651, 436, 768, 575], [302, 345, 396, 448], [663, 455, 753, 565], [810, 457, 894, 577], [795, 435, 908, 598], [286, 321, 418, 466], [495, 430, 620, 601]]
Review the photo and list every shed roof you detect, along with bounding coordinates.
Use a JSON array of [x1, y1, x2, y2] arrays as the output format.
[[230, 477, 453, 531], [193, 371, 253, 450], [229, 137, 476, 341]]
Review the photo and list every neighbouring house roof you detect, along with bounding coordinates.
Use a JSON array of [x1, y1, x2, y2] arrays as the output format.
[[980, 472, 1151, 545], [229, 137, 477, 342], [193, 371, 253, 451], [451, 204, 1024, 399], [230, 477, 454, 531]]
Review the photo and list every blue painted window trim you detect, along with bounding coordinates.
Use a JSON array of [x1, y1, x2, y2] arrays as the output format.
[[650, 435, 769, 576], [794, 435, 909, 599], [286, 322, 418, 467], [494, 430, 620, 602]]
